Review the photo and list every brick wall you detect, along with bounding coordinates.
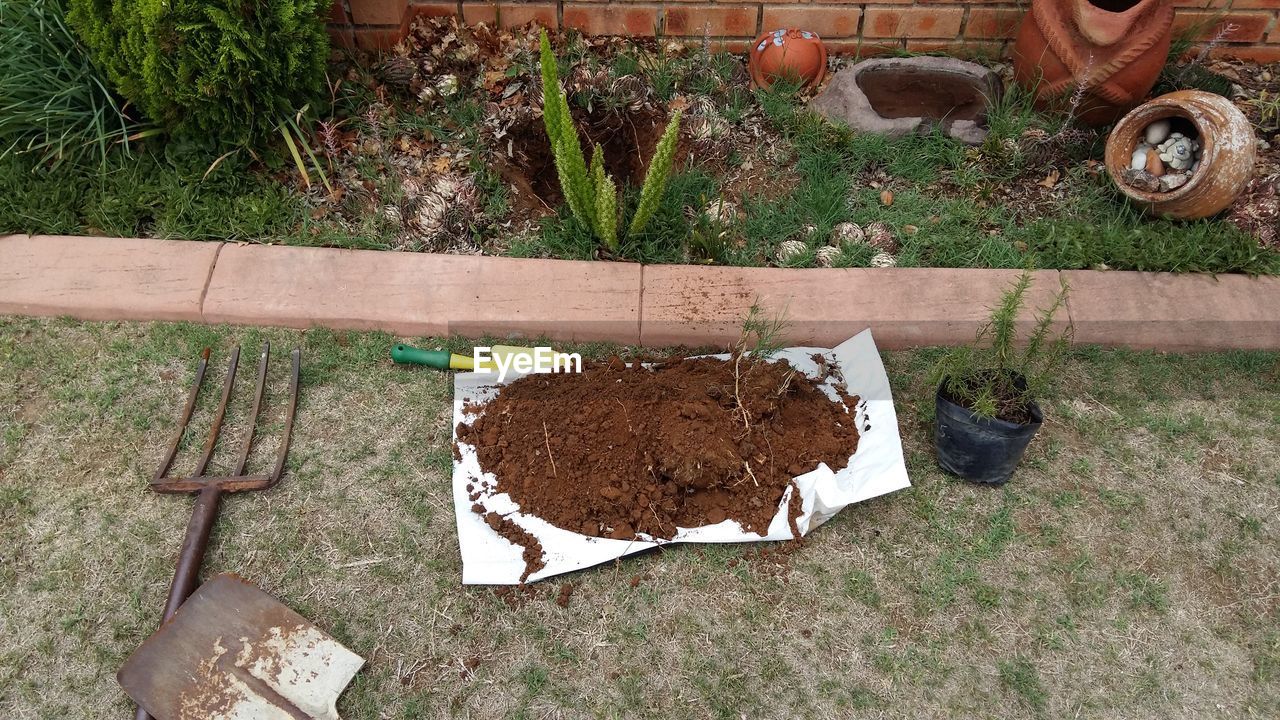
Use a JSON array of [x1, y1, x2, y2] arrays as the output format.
[[328, 0, 1280, 62]]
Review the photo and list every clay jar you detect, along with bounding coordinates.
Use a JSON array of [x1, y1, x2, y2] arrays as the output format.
[[749, 29, 827, 90], [1105, 90, 1257, 219], [1013, 0, 1174, 126]]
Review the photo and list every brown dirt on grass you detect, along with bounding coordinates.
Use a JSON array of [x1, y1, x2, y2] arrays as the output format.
[[458, 356, 860, 552]]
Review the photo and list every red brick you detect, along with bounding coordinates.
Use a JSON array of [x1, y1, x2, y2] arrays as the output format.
[[462, 2, 497, 24], [663, 6, 756, 37], [350, 0, 407, 25], [1172, 0, 1278, 8], [907, 39, 1006, 59], [498, 3, 558, 29], [964, 6, 1025, 40], [407, 2, 459, 21], [822, 39, 904, 56], [329, 0, 350, 25], [564, 4, 663, 36], [329, 26, 356, 50], [761, 7, 862, 39], [1202, 43, 1280, 63], [354, 26, 402, 50], [1171, 10, 1273, 43], [863, 6, 964, 39]]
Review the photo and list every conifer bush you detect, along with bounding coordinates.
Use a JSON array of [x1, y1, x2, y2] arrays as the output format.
[[67, 0, 329, 145]]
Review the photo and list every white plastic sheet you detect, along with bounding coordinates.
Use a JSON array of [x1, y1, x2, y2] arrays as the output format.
[[451, 329, 910, 584]]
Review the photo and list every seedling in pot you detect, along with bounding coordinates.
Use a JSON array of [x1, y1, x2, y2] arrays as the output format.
[[930, 272, 1071, 484]]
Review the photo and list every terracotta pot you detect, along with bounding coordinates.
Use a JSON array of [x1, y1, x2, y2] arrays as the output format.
[[1105, 90, 1257, 219], [749, 29, 827, 91], [1013, 0, 1174, 126]]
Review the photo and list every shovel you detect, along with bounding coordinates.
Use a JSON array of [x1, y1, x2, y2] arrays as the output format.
[[118, 573, 364, 720]]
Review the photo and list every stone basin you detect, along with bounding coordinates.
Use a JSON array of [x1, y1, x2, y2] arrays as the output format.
[[810, 56, 1003, 145]]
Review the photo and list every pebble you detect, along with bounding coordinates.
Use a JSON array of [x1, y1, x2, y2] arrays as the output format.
[[1144, 119, 1171, 145], [1121, 168, 1161, 193], [1145, 149, 1165, 176], [1130, 143, 1151, 171], [1159, 173, 1189, 191]]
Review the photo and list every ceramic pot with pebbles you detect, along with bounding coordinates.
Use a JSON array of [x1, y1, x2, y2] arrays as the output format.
[[1105, 90, 1257, 219], [749, 29, 826, 90]]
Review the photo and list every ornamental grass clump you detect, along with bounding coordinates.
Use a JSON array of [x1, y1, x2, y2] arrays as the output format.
[[67, 0, 329, 147], [539, 30, 681, 253], [0, 0, 149, 169]]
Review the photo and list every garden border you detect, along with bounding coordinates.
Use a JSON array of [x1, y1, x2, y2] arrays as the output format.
[[2, 234, 1277, 351]]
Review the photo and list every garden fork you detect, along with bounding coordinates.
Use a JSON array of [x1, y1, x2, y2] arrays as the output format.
[[131, 342, 300, 720]]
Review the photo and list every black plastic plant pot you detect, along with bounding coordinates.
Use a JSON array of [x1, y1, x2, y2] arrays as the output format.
[[934, 378, 1044, 485]]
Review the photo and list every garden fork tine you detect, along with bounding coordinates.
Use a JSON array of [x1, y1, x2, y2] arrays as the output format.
[[133, 342, 301, 720]]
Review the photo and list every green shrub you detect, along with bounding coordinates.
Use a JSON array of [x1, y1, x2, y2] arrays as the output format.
[[67, 0, 329, 146], [0, 0, 146, 168]]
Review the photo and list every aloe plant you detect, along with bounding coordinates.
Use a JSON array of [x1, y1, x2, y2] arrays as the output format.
[[538, 30, 681, 253]]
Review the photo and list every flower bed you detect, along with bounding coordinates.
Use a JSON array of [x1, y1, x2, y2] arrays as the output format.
[[2, 14, 1277, 274]]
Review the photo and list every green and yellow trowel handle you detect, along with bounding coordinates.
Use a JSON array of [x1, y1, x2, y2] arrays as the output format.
[[391, 344, 538, 372], [391, 344, 475, 370]]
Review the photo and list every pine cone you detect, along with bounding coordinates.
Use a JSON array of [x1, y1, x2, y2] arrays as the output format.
[[378, 56, 418, 91]]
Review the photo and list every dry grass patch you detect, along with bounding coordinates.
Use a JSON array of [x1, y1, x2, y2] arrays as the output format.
[[1, 318, 1277, 718]]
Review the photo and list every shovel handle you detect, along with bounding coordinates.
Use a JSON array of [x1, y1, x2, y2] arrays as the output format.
[[133, 485, 222, 720]]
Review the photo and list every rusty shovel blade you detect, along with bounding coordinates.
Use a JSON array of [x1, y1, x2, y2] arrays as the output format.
[[119, 574, 363, 720]]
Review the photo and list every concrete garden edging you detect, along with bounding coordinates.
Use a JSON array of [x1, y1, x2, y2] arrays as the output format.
[[2, 234, 1278, 351]]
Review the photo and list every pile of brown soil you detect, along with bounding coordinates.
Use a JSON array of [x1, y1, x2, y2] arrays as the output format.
[[457, 355, 860, 557]]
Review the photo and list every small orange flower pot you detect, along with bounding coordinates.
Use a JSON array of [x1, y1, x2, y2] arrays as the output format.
[[749, 29, 827, 91]]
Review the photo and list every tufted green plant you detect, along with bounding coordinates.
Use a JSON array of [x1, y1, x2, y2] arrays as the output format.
[[539, 29, 680, 253], [67, 0, 329, 147]]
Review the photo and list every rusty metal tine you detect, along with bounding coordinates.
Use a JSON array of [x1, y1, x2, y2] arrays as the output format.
[[153, 348, 212, 482], [194, 346, 240, 478], [232, 342, 271, 477], [268, 348, 302, 485]]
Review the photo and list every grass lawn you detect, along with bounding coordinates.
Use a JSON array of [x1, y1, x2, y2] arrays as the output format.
[[1, 317, 1278, 718]]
